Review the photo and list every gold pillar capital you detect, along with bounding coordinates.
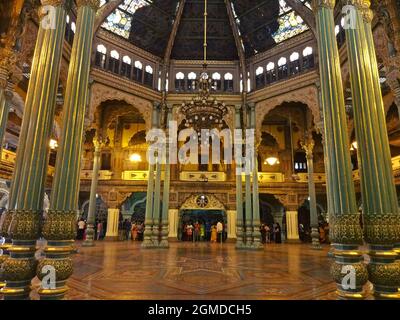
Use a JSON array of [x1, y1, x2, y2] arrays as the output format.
[[93, 136, 104, 152], [312, 0, 335, 10], [301, 139, 315, 158], [76, 0, 101, 10]]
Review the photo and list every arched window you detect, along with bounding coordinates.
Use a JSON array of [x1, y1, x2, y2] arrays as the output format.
[[302, 46, 314, 69], [133, 60, 143, 82], [71, 22, 76, 34], [255, 67, 265, 89], [121, 55, 132, 78], [266, 62, 276, 84], [277, 57, 288, 79], [289, 52, 300, 75], [188, 72, 197, 91], [95, 44, 107, 69], [175, 72, 185, 92], [294, 151, 307, 173], [144, 65, 154, 87], [224, 73, 233, 92], [212, 72, 222, 91], [108, 50, 120, 74]]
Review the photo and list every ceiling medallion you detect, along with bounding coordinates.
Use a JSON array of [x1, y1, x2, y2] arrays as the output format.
[[181, 0, 227, 131]]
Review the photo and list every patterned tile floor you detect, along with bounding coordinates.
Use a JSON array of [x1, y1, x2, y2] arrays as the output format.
[[31, 241, 340, 300]]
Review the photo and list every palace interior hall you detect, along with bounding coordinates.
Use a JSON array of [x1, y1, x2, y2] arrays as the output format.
[[0, 0, 400, 301]]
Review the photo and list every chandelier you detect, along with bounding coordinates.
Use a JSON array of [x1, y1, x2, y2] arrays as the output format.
[[181, 0, 228, 130]]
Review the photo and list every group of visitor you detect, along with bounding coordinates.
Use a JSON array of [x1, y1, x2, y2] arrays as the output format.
[[120, 219, 144, 241], [260, 223, 282, 244], [76, 218, 106, 241], [181, 221, 225, 243]]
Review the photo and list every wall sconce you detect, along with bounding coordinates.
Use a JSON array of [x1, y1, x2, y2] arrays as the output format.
[[129, 153, 142, 163], [264, 157, 280, 166]]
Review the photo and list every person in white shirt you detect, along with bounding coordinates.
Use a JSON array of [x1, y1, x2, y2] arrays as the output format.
[[77, 219, 86, 240], [216, 221, 223, 243]]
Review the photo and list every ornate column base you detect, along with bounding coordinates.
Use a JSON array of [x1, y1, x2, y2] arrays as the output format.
[[1, 240, 38, 300], [141, 225, 156, 249], [158, 222, 169, 248], [235, 225, 245, 249], [0, 240, 12, 290], [367, 246, 400, 300], [37, 240, 74, 300], [82, 223, 95, 247], [330, 245, 368, 300], [311, 227, 322, 250], [151, 219, 160, 246], [251, 228, 263, 250]]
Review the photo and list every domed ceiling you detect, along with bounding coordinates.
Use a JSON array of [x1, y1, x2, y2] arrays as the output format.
[[100, 0, 311, 60]]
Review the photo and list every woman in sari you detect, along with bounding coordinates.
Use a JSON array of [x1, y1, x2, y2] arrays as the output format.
[[211, 224, 217, 243], [131, 222, 138, 241]]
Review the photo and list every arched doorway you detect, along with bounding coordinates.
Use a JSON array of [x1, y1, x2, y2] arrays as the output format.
[[177, 194, 227, 242], [121, 192, 147, 223]]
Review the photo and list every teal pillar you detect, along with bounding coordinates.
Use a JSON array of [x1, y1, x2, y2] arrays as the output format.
[[83, 137, 104, 247], [0, 70, 12, 156], [312, 0, 367, 299], [152, 152, 162, 246], [244, 106, 253, 248], [37, 0, 100, 300], [0, 72, 12, 239], [160, 105, 173, 248], [344, 0, 400, 299], [234, 105, 244, 249], [249, 103, 262, 250], [1, 0, 68, 300], [142, 102, 160, 248], [302, 138, 321, 249]]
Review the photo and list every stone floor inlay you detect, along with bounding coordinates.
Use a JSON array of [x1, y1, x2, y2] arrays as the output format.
[[30, 242, 338, 300]]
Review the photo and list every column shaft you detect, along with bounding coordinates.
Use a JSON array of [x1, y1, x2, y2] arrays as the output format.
[[244, 106, 253, 248], [303, 140, 321, 249], [83, 138, 103, 247], [234, 105, 244, 249], [344, 0, 400, 298], [250, 104, 262, 250], [160, 106, 173, 248], [2, 1, 67, 300], [142, 103, 160, 248], [38, 0, 99, 300], [312, 0, 367, 299]]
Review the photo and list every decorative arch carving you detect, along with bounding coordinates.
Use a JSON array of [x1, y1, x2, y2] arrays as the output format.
[[179, 194, 226, 211], [255, 85, 320, 143], [88, 83, 153, 131]]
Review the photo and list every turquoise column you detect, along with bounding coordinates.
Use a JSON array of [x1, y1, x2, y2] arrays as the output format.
[[1, 0, 67, 300], [312, 0, 367, 299], [37, 0, 100, 300], [160, 105, 173, 248], [234, 105, 244, 249], [249, 103, 262, 250], [83, 137, 104, 247], [302, 138, 321, 249], [152, 148, 162, 246], [244, 106, 253, 248], [344, 0, 400, 299], [142, 102, 160, 248], [0, 70, 12, 156]]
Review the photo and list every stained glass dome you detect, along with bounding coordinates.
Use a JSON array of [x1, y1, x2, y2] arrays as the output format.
[[273, 0, 311, 43], [99, 0, 312, 59]]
